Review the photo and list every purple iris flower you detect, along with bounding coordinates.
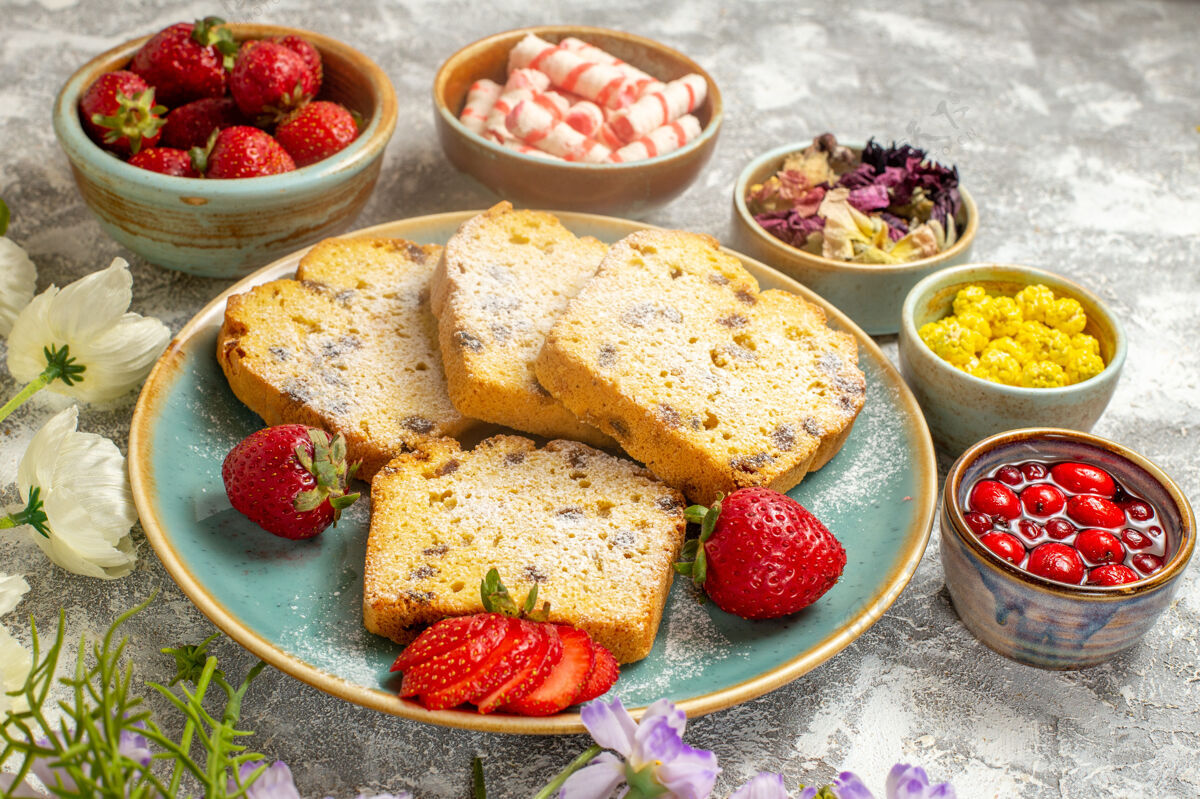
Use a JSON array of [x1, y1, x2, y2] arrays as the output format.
[[832, 765, 956, 799], [235, 761, 303, 799], [559, 698, 719, 799]]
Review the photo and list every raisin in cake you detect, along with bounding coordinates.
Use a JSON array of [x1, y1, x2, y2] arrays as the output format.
[[217, 237, 481, 480], [534, 229, 866, 505], [363, 435, 685, 663], [431, 203, 613, 447]]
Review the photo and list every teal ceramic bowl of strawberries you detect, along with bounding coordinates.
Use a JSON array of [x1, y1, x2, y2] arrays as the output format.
[[941, 428, 1195, 669], [52, 22, 397, 279]]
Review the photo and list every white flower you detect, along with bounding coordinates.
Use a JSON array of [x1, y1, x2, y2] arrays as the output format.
[[6, 257, 170, 403], [0, 572, 30, 616], [17, 406, 138, 579], [0, 571, 32, 719], [0, 236, 37, 337]]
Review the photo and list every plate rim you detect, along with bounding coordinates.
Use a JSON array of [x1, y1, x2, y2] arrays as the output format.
[[129, 209, 937, 735]]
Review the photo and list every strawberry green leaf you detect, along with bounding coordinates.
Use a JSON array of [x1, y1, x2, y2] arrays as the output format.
[[683, 504, 709, 525]]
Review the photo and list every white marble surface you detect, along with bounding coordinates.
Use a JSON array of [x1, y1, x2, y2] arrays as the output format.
[[2, 0, 1199, 797]]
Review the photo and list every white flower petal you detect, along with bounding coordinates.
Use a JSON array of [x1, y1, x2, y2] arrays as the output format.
[[64, 313, 171, 402], [5, 258, 169, 402], [0, 236, 37, 338], [1, 625, 32, 716], [6, 288, 58, 383], [0, 573, 31, 616], [46, 258, 132, 340], [17, 407, 138, 580], [17, 405, 77, 495]]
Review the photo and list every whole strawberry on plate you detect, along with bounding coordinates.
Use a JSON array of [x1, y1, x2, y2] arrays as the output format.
[[229, 39, 318, 121], [78, 70, 166, 156], [193, 125, 296, 178], [390, 569, 619, 715], [129, 16, 238, 106], [222, 423, 359, 539], [275, 101, 360, 167], [674, 487, 846, 619]]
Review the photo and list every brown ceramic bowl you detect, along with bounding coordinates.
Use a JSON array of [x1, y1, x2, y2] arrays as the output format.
[[432, 26, 723, 216], [52, 23, 397, 278], [942, 428, 1195, 668]]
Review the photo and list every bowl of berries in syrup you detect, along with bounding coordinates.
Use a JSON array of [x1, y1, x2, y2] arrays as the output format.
[[941, 427, 1194, 669], [52, 18, 397, 278]]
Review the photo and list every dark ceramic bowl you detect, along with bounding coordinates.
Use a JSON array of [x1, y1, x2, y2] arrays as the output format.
[[942, 428, 1195, 669], [53, 24, 398, 278], [432, 25, 722, 216]]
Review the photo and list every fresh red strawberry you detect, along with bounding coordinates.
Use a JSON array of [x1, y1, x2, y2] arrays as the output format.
[[78, 70, 166, 156], [572, 640, 619, 704], [476, 624, 562, 714], [418, 618, 547, 710], [229, 39, 317, 120], [675, 487, 846, 619], [390, 614, 495, 673], [129, 17, 237, 106], [274, 101, 360, 167], [276, 34, 323, 94], [221, 424, 359, 539], [399, 614, 510, 697], [196, 126, 296, 178], [162, 97, 243, 149], [502, 625, 595, 716], [128, 147, 200, 177]]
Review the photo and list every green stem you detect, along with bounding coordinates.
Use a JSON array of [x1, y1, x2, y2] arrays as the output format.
[[531, 744, 604, 799], [0, 344, 86, 425], [0, 485, 50, 537], [0, 373, 52, 424]]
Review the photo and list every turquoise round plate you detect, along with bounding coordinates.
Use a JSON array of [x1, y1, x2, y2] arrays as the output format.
[[129, 210, 936, 735]]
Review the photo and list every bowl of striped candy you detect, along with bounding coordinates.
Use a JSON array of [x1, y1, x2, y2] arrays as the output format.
[[432, 25, 723, 216]]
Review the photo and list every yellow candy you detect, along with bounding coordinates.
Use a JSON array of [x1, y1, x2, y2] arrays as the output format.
[[1045, 297, 1087, 336], [1021, 360, 1068, 388], [990, 296, 1022, 338], [972, 347, 1023, 385], [918, 318, 987, 367], [1015, 284, 1057, 324], [923, 283, 1106, 387]]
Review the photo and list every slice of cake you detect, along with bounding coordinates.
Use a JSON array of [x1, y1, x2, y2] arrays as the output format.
[[217, 237, 481, 480], [363, 435, 686, 663], [534, 229, 866, 505], [431, 202, 613, 448]]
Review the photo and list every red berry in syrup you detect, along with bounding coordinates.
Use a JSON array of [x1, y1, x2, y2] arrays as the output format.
[[1122, 500, 1153, 522], [1147, 525, 1163, 538], [995, 465, 1023, 486], [1020, 484, 1066, 517], [1044, 518, 1076, 540], [1074, 529, 1125, 565], [1016, 519, 1044, 542], [1066, 494, 1125, 528], [1019, 462, 1048, 481], [1027, 543, 1086, 584], [1120, 529, 1151, 550], [1132, 553, 1163, 575], [980, 532, 1025, 565], [1049, 462, 1116, 497], [1088, 564, 1140, 586], [964, 511, 993, 536], [969, 480, 1021, 520]]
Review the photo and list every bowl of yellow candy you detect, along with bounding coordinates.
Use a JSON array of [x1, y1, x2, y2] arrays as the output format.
[[898, 263, 1126, 455]]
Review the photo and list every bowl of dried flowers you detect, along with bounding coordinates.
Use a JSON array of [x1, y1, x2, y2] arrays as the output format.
[[732, 134, 978, 335]]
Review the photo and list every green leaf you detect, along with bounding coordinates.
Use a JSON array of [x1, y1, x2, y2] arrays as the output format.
[[472, 756, 487, 799], [161, 632, 221, 686]]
